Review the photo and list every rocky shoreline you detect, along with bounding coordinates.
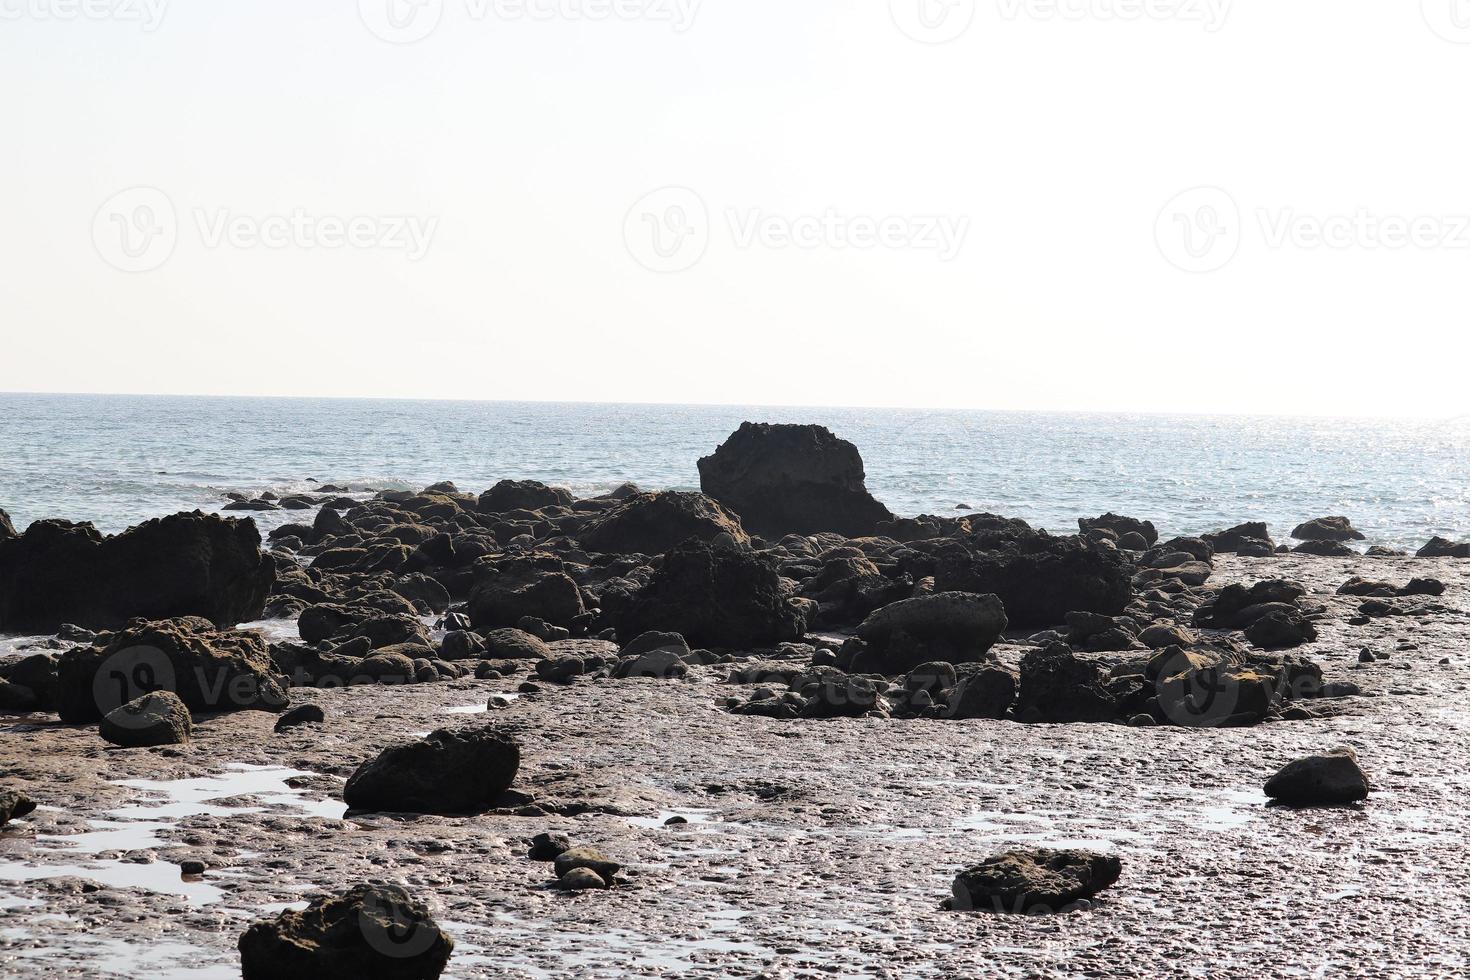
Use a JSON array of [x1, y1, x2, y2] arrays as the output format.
[[1, 423, 1468, 978]]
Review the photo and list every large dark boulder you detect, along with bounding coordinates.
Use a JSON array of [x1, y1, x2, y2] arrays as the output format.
[[851, 592, 1007, 675], [944, 664, 1019, 720], [57, 617, 287, 723], [1291, 516, 1365, 542], [100, 690, 193, 748], [477, 480, 571, 514], [343, 726, 520, 815], [0, 652, 60, 711], [1245, 610, 1317, 650], [1205, 522, 1276, 556], [467, 553, 585, 630], [1417, 536, 1470, 558], [617, 539, 807, 648], [0, 511, 274, 634], [1264, 749, 1370, 806], [1, 788, 37, 828], [934, 534, 1132, 628], [239, 883, 453, 980], [1013, 643, 1116, 723], [697, 422, 893, 537], [579, 491, 749, 555], [951, 849, 1122, 914]]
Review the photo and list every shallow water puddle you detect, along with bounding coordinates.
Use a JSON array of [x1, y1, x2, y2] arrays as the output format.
[[628, 809, 720, 830], [442, 691, 521, 714], [0, 857, 230, 903], [0, 764, 344, 905], [110, 763, 348, 821]]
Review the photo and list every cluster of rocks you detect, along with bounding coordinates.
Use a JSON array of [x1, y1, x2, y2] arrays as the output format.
[[726, 632, 1343, 729], [528, 833, 623, 891], [1, 616, 289, 744], [1338, 575, 1448, 624], [1192, 578, 1321, 649], [4, 423, 1415, 747], [2, 422, 1436, 980], [223, 486, 361, 513]]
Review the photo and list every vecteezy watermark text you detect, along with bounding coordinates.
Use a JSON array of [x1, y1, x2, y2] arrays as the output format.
[[0, 0, 167, 30], [93, 187, 438, 272], [195, 209, 438, 260], [889, 0, 1229, 43], [358, 0, 700, 44], [624, 187, 970, 273], [1156, 186, 1470, 273], [996, 0, 1230, 30]]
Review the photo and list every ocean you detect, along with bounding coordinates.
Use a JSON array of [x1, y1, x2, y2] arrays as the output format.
[[1, 393, 1467, 553]]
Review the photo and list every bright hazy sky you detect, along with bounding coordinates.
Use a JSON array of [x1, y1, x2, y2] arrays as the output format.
[[3, 2, 1468, 417]]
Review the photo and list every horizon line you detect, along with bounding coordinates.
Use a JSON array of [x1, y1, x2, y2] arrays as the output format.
[[0, 389, 1464, 426]]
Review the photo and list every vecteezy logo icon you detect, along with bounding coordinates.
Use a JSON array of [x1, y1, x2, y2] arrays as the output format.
[[1422, 0, 1470, 42], [623, 187, 709, 273], [359, 0, 444, 44], [1155, 186, 1240, 273], [890, 0, 976, 44], [359, 885, 444, 960], [91, 645, 176, 723], [92, 187, 177, 273]]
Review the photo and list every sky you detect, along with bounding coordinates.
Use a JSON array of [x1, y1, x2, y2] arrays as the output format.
[[2, 1, 1469, 418]]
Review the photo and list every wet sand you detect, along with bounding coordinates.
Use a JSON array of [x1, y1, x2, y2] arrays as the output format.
[[2, 554, 1468, 978]]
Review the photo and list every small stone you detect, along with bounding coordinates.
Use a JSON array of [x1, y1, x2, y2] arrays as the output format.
[[1357, 649, 1375, 664], [528, 832, 571, 861], [559, 867, 608, 891], [554, 846, 621, 881], [535, 657, 585, 684], [273, 704, 326, 732], [180, 859, 207, 875], [664, 816, 689, 826]]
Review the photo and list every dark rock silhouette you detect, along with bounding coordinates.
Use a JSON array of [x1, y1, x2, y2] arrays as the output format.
[[0, 511, 274, 633], [239, 883, 453, 980], [617, 538, 807, 648], [344, 726, 520, 816], [698, 422, 893, 537]]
